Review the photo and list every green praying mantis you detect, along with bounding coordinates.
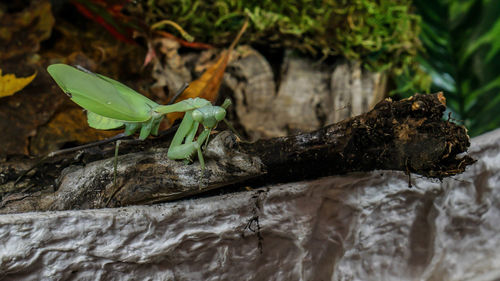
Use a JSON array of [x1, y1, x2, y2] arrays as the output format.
[[46, 63, 232, 172]]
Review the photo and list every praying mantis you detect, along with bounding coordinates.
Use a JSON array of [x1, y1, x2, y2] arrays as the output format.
[[46, 63, 232, 172]]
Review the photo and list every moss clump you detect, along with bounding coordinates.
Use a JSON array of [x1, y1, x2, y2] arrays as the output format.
[[140, 0, 425, 83]]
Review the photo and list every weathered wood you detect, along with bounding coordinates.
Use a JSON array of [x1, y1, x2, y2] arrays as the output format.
[[0, 128, 497, 280], [0, 92, 474, 213], [225, 50, 387, 139], [239, 92, 474, 182]]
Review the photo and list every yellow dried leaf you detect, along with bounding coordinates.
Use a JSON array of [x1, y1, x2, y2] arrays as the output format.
[[0, 69, 37, 98]]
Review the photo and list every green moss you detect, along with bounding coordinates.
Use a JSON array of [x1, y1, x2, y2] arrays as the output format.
[[142, 0, 425, 84]]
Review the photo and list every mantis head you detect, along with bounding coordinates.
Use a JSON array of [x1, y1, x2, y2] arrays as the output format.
[[190, 98, 243, 142], [192, 105, 226, 129], [192, 98, 232, 129]]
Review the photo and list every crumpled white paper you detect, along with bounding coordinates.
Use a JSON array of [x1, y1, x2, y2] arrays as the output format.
[[1, 128, 499, 281]]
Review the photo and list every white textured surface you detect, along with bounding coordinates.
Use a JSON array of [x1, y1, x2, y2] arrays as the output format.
[[1, 128, 500, 281]]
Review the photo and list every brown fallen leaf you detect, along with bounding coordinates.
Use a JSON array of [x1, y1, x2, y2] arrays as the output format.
[[166, 20, 249, 124], [0, 64, 63, 156], [0, 69, 37, 98], [149, 38, 192, 100], [0, 1, 55, 61], [30, 107, 118, 155]]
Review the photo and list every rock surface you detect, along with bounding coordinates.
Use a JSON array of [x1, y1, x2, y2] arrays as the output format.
[[0, 128, 499, 281]]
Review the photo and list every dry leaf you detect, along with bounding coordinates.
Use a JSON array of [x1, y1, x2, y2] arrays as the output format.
[[0, 69, 37, 98], [166, 20, 248, 124], [150, 38, 192, 100], [166, 49, 232, 123], [30, 107, 117, 155], [0, 1, 55, 60], [0, 65, 63, 156], [167, 50, 230, 124]]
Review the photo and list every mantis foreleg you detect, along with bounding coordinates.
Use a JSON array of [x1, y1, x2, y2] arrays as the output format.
[[169, 111, 196, 147], [155, 98, 211, 115], [167, 111, 211, 171], [167, 128, 210, 170]]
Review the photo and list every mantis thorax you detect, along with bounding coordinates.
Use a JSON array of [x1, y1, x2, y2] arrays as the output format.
[[192, 105, 226, 129]]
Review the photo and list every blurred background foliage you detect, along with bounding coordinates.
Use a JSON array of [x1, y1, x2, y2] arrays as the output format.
[[137, 0, 423, 76], [137, 0, 500, 136], [397, 0, 500, 137]]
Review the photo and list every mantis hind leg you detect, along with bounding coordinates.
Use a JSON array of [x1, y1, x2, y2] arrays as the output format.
[[169, 111, 195, 147]]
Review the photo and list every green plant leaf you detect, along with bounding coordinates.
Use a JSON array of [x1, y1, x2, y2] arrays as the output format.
[[398, 0, 500, 136]]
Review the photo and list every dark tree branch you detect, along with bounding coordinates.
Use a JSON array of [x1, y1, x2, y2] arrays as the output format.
[[239, 92, 474, 182], [0, 93, 475, 213]]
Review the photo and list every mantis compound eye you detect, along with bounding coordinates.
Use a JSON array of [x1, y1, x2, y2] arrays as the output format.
[[214, 108, 226, 121], [192, 110, 204, 122]]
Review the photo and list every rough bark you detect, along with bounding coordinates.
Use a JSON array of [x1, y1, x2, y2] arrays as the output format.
[[0, 92, 474, 213], [0, 128, 497, 281], [239, 92, 474, 182]]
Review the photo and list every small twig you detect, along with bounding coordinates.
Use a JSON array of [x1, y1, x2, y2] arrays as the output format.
[[14, 133, 128, 185], [106, 140, 122, 207], [167, 83, 189, 105]]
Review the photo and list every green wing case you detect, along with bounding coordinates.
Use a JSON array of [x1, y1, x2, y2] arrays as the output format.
[[87, 111, 124, 130], [47, 64, 158, 122]]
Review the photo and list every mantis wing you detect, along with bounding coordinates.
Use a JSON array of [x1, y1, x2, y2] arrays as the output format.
[[87, 111, 124, 130], [96, 74, 159, 109], [47, 64, 158, 122]]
